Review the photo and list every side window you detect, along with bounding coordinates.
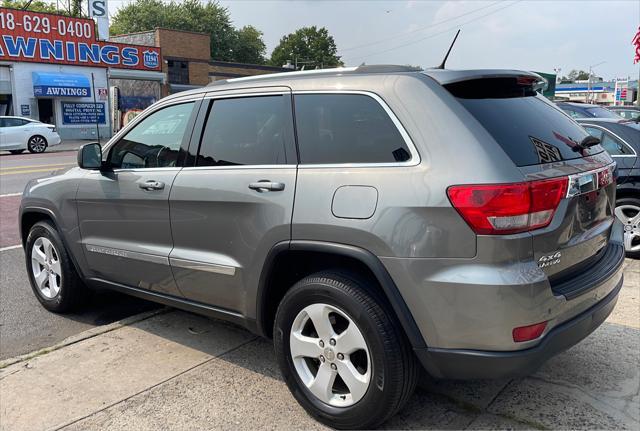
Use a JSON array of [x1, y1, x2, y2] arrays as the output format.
[[600, 132, 633, 156], [108, 102, 195, 169], [294, 94, 411, 164], [3, 118, 25, 127], [196, 95, 292, 166]]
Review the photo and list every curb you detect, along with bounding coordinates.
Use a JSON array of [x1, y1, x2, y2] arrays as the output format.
[[0, 307, 171, 370]]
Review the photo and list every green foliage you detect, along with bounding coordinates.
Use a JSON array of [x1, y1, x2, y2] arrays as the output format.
[[3, 0, 60, 13], [110, 0, 266, 63], [270, 26, 342, 69], [233, 26, 267, 65], [563, 69, 591, 82]]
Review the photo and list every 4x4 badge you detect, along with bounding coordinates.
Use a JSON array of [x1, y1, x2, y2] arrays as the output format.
[[538, 251, 561, 268]]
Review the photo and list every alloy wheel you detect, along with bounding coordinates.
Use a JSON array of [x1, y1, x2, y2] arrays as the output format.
[[28, 136, 47, 153], [615, 204, 640, 253], [31, 237, 62, 299], [290, 303, 371, 407]]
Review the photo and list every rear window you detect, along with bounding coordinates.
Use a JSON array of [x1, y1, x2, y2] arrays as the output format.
[[448, 79, 602, 166]]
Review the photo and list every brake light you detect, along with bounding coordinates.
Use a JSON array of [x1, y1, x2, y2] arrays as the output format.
[[447, 177, 568, 235], [513, 321, 547, 342]]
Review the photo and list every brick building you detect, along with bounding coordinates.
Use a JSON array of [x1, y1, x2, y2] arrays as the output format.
[[112, 28, 289, 96]]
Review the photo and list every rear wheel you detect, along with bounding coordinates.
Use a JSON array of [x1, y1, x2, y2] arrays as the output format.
[[615, 197, 640, 259], [25, 221, 87, 312], [27, 135, 47, 153], [274, 271, 417, 429], [9, 149, 24, 154]]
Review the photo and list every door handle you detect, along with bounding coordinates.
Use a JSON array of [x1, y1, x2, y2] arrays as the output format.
[[138, 180, 165, 191], [248, 181, 285, 192]]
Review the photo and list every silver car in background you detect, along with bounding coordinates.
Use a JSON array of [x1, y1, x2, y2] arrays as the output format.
[[20, 66, 625, 429]]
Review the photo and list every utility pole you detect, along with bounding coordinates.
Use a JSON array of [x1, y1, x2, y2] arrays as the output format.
[[587, 61, 606, 104]]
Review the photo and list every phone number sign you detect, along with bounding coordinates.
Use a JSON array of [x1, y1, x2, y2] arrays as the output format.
[[62, 102, 106, 124], [0, 8, 161, 71]]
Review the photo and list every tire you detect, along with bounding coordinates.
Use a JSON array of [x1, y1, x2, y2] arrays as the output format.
[[615, 197, 640, 259], [9, 150, 24, 154], [274, 270, 418, 429], [27, 135, 47, 153], [25, 221, 87, 312]]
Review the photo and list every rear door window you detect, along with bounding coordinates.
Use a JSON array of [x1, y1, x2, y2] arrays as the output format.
[[294, 94, 412, 164], [449, 80, 602, 166], [196, 95, 294, 166]]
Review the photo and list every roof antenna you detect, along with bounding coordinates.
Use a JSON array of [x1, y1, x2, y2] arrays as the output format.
[[436, 29, 460, 69]]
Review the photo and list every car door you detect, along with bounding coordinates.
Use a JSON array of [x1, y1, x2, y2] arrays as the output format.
[[169, 87, 297, 313], [0, 118, 5, 149], [76, 98, 201, 295], [1, 118, 27, 148]]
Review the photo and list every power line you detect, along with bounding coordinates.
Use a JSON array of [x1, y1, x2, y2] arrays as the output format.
[[340, 1, 502, 53], [344, 0, 522, 64]]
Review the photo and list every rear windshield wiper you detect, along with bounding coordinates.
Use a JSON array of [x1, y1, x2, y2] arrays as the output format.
[[573, 135, 600, 152]]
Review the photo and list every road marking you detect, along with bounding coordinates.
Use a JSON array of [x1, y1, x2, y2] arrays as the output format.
[[0, 193, 22, 197], [0, 245, 21, 252], [0, 162, 75, 171], [0, 165, 74, 176]]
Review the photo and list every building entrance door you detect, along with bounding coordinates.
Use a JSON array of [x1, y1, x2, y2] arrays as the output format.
[[37, 99, 54, 123]]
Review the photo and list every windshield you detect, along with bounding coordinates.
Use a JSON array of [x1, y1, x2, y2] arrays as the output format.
[[586, 107, 622, 119]]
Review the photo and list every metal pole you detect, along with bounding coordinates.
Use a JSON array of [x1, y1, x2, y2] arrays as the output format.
[[91, 73, 101, 143]]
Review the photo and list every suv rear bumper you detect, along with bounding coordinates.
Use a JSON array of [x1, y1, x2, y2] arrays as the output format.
[[414, 275, 623, 379]]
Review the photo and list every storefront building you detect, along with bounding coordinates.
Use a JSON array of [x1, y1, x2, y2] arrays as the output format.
[[0, 7, 161, 139], [112, 28, 290, 96]]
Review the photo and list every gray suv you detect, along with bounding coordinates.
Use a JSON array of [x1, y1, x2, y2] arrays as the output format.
[[20, 66, 625, 429]]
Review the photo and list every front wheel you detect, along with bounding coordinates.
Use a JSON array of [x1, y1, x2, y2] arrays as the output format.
[[615, 197, 640, 259], [27, 135, 47, 153], [274, 271, 418, 429], [25, 221, 87, 312]]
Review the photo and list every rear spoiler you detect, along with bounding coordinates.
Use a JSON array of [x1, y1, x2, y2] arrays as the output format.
[[422, 69, 546, 90]]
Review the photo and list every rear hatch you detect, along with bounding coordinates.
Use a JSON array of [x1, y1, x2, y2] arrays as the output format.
[[434, 72, 621, 296]]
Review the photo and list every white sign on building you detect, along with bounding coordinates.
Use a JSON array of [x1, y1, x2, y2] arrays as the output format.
[[89, 0, 109, 41]]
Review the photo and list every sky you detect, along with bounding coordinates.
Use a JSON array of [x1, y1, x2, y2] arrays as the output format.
[[106, 0, 640, 80]]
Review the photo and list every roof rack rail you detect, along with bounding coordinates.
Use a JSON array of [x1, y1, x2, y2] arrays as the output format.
[[215, 66, 358, 85], [354, 65, 423, 73]]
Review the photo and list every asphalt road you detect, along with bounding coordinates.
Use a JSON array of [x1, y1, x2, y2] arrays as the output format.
[[0, 148, 78, 195], [0, 147, 156, 360]]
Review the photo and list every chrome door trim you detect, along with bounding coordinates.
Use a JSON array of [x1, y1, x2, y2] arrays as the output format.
[[85, 244, 168, 266], [292, 90, 421, 168], [170, 257, 236, 276]]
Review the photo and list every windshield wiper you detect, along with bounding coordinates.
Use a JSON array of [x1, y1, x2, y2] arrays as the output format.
[[573, 135, 600, 152]]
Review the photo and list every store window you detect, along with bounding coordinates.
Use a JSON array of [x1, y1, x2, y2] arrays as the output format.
[[168, 60, 189, 85]]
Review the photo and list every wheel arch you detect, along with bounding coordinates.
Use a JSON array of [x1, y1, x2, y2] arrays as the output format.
[[20, 207, 85, 279], [256, 240, 427, 350]]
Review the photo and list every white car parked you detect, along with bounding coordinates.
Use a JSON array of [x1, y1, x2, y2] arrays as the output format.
[[0, 116, 61, 154]]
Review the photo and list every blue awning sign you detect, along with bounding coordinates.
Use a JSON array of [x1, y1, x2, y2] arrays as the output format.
[[32, 72, 91, 97]]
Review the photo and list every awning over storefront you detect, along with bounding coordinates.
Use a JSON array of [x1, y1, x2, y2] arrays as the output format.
[[32, 72, 91, 97], [108, 69, 165, 82]]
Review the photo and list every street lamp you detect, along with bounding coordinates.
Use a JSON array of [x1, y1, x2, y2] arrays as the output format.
[[587, 61, 606, 103]]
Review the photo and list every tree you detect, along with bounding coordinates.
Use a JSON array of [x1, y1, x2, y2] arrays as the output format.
[[270, 26, 342, 69], [3, 0, 59, 13], [110, 0, 266, 63], [233, 26, 266, 64], [563, 69, 590, 82]]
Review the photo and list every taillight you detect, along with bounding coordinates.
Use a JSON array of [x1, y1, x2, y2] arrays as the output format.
[[447, 177, 568, 235]]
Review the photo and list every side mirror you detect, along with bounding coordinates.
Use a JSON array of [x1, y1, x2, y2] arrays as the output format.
[[77, 143, 103, 170]]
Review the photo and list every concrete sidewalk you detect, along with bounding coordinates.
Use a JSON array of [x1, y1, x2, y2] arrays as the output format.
[[1, 261, 638, 431]]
